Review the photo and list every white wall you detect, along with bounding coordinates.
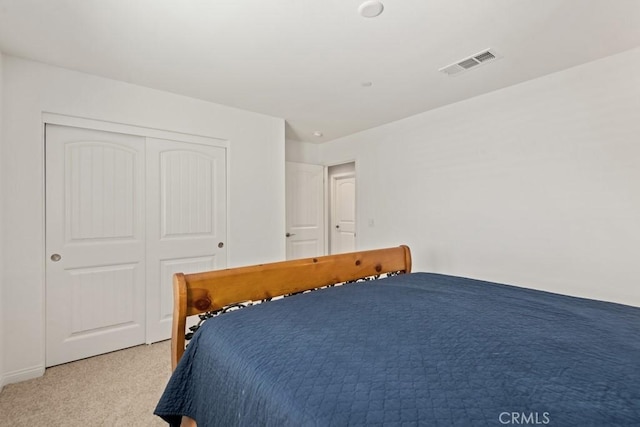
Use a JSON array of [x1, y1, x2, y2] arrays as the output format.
[[0, 51, 4, 390], [310, 47, 640, 307], [285, 139, 320, 164], [0, 56, 286, 385]]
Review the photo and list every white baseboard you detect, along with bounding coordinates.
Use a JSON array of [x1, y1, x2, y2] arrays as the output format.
[[1, 365, 45, 388]]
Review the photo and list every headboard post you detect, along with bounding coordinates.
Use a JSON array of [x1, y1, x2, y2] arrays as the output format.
[[401, 245, 412, 273], [172, 273, 188, 369]]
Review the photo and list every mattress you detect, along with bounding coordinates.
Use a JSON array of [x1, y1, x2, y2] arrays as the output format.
[[155, 272, 640, 426]]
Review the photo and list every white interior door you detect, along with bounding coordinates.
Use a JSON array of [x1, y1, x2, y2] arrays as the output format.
[[285, 162, 325, 260], [145, 138, 226, 343], [330, 173, 356, 254], [46, 124, 228, 365], [46, 124, 146, 366]]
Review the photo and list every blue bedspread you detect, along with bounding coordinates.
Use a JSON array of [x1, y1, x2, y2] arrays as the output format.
[[155, 273, 640, 426]]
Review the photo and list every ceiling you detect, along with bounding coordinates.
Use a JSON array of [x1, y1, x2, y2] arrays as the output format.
[[1, 0, 639, 143]]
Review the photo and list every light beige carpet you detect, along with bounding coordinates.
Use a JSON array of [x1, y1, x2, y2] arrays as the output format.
[[0, 340, 172, 427]]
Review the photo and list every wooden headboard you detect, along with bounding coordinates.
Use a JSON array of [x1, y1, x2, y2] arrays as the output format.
[[171, 245, 412, 369]]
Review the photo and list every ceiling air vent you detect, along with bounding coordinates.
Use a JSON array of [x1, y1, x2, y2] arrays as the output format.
[[439, 49, 501, 76]]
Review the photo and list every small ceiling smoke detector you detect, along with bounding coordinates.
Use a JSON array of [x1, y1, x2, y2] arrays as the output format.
[[439, 48, 502, 76], [313, 131, 324, 137], [359, 1, 384, 18]]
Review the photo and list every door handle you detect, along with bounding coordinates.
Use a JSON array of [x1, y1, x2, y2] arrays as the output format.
[[50, 254, 62, 262], [286, 233, 296, 238]]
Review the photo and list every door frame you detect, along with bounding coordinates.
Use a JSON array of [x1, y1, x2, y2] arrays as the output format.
[[43, 113, 229, 148], [326, 161, 357, 254], [42, 112, 230, 357]]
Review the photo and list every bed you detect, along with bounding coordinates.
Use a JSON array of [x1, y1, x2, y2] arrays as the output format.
[[155, 246, 640, 426]]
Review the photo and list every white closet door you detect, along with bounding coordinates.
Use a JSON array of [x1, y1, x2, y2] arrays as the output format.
[[45, 124, 146, 366], [145, 138, 227, 343], [46, 125, 228, 365]]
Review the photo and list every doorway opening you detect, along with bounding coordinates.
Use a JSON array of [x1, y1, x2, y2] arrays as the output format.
[[328, 162, 356, 255]]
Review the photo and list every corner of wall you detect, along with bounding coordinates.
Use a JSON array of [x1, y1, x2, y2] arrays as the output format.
[[313, 47, 640, 307], [285, 139, 321, 164]]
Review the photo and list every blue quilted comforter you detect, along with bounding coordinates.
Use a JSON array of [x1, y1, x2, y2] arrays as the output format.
[[155, 273, 640, 426]]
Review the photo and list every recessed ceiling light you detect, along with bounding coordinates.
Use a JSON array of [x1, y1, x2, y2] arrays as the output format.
[[313, 131, 323, 137], [358, 1, 384, 18]]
